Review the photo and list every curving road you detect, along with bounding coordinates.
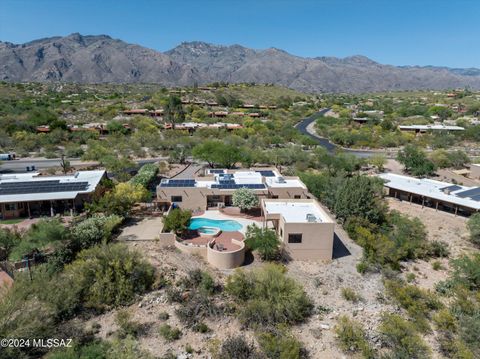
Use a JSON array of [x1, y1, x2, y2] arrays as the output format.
[[295, 109, 382, 158]]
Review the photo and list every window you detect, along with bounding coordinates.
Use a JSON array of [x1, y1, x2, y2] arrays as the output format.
[[271, 195, 279, 199], [288, 233, 302, 243], [5, 203, 17, 211], [171, 196, 183, 203], [294, 195, 301, 199]]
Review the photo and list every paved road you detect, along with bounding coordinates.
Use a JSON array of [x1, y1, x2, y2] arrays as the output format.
[[295, 109, 381, 158], [0, 157, 166, 174]]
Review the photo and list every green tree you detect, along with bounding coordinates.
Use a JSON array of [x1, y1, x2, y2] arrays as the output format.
[[89, 182, 149, 216], [244, 224, 280, 261], [163, 208, 192, 235], [334, 176, 386, 224], [164, 96, 185, 129], [232, 187, 259, 212], [397, 145, 436, 176]]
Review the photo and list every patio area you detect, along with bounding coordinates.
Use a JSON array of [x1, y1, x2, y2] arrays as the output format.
[[182, 230, 244, 251]]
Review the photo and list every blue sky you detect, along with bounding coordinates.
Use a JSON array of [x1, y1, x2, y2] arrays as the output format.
[[1, 0, 479, 68]]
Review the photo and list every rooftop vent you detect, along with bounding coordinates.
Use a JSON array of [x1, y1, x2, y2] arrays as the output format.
[[306, 213, 317, 223], [275, 176, 287, 183]]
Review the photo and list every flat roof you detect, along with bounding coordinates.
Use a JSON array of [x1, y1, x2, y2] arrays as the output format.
[[167, 169, 306, 191], [378, 173, 480, 210], [262, 199, 333, 223], [0, 170, 105, 204], [398, 125, 464, 131]]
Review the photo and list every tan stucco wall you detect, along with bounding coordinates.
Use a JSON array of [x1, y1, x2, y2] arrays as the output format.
[[470, 165, 480, 179], [174, 239, 208, 258], [268, 186, 307, 199], [207, 239, 245, 269], [280, 221, 335, 261]]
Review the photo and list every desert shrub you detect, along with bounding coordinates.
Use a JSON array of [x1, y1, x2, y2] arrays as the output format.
[[467, 213, 480, 246], [450, 254, 480, 291], [182, 269, 216, 295], [159, 323, 182, 341], [192, 322, 210, 333], [406, 272, 416, 283], [424, 240, 450, 258], [385, 279, 442, 330], [432, 261, 443, 271], [219, 336, 260, 359], [115, 309, 142, 338], [46, 340, 110, 359], [175, 291, 223, 327], [244, 224, 280, 261], [335, 316, 374, 358], [162, 208, 192, 234], [379, 313, 430, 359], [107, 335, 153, 359], [65, 244, 155, 311], [341, 287, 362, 303], [225, 264, 313, 328], [47, 214, 123, 273], [257, 327, 305, 359], [129, 163, 158, 188], [157, 312, 170, 321], [0, 228, 20, 259], [9, 218, 67, 261]]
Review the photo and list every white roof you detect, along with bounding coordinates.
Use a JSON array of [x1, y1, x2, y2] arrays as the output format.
[[378, 173, 480, 210], [0, 170, 105, 204], [265, 177, 306, 188], [263, 200, 333, 223], [399, 125, 464, 131]]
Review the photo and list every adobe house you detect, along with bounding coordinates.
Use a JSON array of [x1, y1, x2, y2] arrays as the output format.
[[0, 170, 106, 219], [261, 198, 335, 260]]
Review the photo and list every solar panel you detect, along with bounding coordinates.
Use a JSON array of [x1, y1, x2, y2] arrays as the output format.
[[0, 180, 89, 195], [455, 187, 480, 198], [159, 179, 196, 188], [211, 184, 265, 190], [440, 185, 462, 192], [470, 194, 480, 202], [209, 169, 225, 174], [256, 170, 275, 177]]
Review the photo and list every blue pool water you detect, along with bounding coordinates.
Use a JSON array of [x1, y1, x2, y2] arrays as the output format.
[[188, 218, 243, 232]]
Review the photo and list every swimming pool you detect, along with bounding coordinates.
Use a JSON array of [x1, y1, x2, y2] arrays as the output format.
[[188, 218, 243, 232]]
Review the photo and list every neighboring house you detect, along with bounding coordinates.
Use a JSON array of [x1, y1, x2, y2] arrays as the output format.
[[398, 124, 465, 133], [261, 199, 335, 260], [0, 170, 106, 219], [379, 172, 480, 216], [156, 168, 308, 211]]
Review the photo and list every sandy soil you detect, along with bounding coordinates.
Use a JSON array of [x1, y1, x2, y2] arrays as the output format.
[[82, 197, 477, 358]]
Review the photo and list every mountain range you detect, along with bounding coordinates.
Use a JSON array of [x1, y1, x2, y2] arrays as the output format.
[[1, 33, 480, 93]]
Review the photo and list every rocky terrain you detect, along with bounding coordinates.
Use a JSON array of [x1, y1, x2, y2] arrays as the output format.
[[1, 33, 480, 92]]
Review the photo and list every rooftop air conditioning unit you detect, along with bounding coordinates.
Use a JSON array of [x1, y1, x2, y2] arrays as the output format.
[[276, 176, 287, 183], [217, 202, 225, 208], [306, 213, 317, 223]]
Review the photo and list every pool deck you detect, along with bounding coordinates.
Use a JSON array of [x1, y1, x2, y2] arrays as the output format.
[[182, 230, 244, 251]]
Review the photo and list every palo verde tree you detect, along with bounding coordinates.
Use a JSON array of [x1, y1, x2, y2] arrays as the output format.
[[244, 224, 280, 261]]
